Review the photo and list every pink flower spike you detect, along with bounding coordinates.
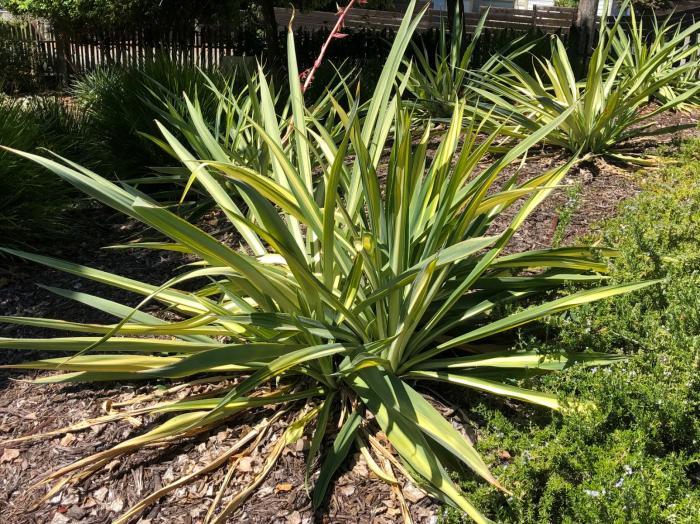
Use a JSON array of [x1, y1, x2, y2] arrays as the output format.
[[301, 0, 359, 94]]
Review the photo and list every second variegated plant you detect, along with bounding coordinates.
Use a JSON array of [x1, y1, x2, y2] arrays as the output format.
[[471, 1, 700, 163]]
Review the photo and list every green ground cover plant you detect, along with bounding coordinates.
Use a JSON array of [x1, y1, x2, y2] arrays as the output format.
[[443, 137, 700, 523], [551, 182, 583, 248], [0, 2, 658, 522]]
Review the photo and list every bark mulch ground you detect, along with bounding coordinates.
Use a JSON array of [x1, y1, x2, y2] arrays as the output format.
[[1, 113, 697, 524]]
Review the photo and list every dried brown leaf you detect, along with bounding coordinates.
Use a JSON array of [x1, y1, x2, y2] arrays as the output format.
[[0, 448, 20, 462]]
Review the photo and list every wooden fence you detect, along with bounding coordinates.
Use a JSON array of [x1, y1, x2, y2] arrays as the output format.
[[0, 6, 577, 82], [649, 6, 700, 29], [0, 20, 58, 90], [274, 5, 578, 33], [1, 17, 271, 86], [2, 4, 699, 87]]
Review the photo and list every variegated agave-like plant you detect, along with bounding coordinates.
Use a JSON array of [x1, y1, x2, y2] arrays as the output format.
[[470, 1, 700, 163], [609, 5, 700, 109], [402, 8, 534, 119], [0, 2, 654, 522]]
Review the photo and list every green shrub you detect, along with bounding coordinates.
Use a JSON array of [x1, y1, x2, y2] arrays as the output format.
[[611, 8, 700, 109], [126, 61, 354, 219], [0, 3, 654, 522], [71, 54, 357, 218], [443, 138, 700, 523], [402, 10, 539, 119], [71, 56, 236, 177], [0, 96, 100, 248]]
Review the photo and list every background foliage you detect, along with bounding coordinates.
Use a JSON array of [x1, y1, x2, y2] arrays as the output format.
[[0, 96, 105, 247], [0, 0, 395, 29]]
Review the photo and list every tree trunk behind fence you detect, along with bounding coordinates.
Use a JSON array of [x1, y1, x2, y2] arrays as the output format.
[[576, 0, 600, 55], [261, 0, 280, 64], [55, 28, 71, 84]]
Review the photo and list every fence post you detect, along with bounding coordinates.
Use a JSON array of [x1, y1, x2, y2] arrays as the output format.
[[532, 4, 537, 29]]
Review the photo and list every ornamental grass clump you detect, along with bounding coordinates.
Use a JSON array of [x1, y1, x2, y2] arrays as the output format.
[[70, 57, 234, 176], [0, 96, 101, 248], [0, 2, 656, 522], [146, 64, 353, 195]]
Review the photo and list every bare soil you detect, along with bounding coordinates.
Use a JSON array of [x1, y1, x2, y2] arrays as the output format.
[[0, 112, 697, 524]]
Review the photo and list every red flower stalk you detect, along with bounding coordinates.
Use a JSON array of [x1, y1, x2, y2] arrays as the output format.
[[300, 0, 367, 94]]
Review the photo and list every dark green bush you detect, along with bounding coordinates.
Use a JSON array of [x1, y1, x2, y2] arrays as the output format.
[[71, 57, 237, 177], [444, 139, 700, 523], [0, 96, 104, 247]]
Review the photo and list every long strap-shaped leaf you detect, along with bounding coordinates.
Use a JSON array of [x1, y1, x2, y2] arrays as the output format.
[[351, 372, 493, 524], [0, 337, 221, 353], [355, 367, 500, 489], [416, 350, 627, 372], [140, 343, 303, 379], [311, 407, 361, 509], [37, 285, 215, 343], [0, 247, 206, 314], [155, 120, 266, 256], [408, 370, 561, 411], [407, 280, 659, 369]]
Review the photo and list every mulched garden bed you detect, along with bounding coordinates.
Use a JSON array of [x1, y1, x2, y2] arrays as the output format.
[[1, 111, 697, 524]]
